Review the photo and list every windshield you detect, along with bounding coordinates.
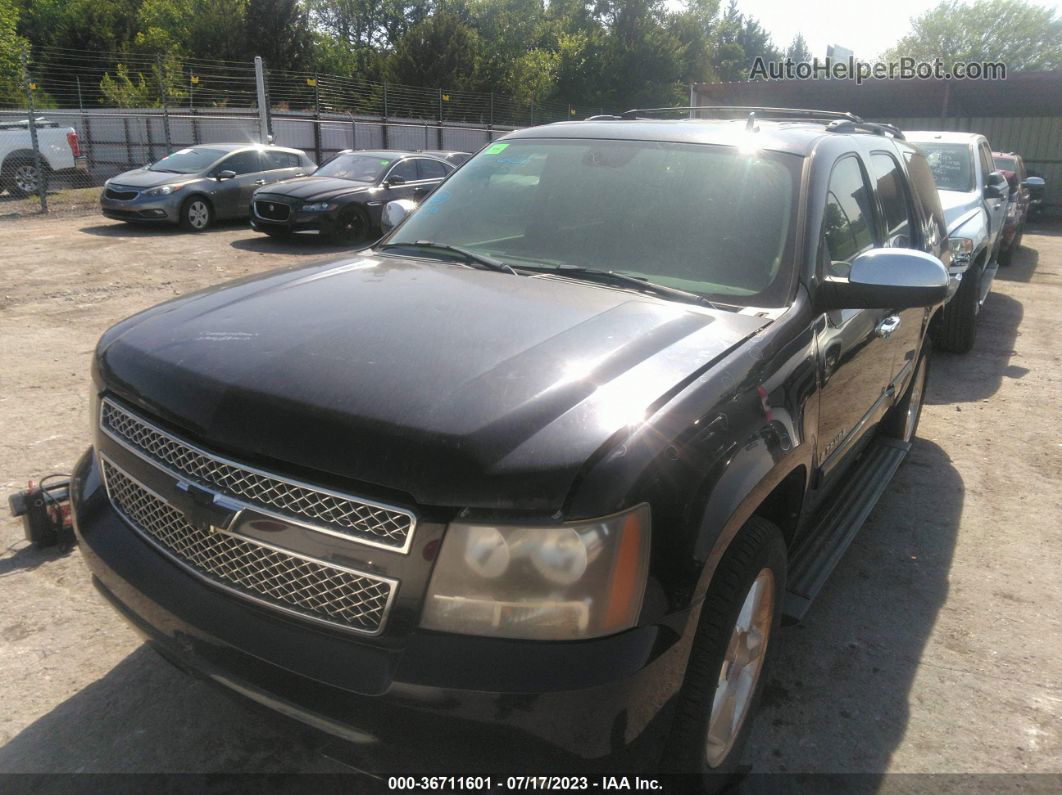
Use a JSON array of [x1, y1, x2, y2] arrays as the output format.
[[314, 154, 394, 182], [916, 143, 974, 192], [148, 147, 224, 174], [385, 139, 799, 306], [993, 155, 1016, 172]]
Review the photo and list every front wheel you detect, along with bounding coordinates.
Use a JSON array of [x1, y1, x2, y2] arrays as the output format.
[[3, 156, 48, 198], [933, 262, 979, 354], [180, 197, 213, 232], [882, 347, 929, 443], [665, 517, 786, 784], [331, 205, 371, 244]]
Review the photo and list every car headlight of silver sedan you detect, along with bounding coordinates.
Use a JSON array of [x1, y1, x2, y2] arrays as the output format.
[[301, 201, 337, 212], [420, 503, 651, 641], [143, 184, 184, 198]]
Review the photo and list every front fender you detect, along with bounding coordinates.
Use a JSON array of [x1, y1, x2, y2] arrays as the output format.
[[948, 210, 989, 275]]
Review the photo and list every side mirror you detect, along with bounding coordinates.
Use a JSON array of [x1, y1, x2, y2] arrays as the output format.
[[381, 199, 417, 232], [984, 182, 1005, 200], [817, 249, 949, 310], [216, 170, 236, 181], [385, 175, 406, 187]]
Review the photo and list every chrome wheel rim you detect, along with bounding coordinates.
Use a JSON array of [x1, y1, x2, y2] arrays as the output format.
[[903, 357, 927, 442], [187, 201, 209, 229], [343, 211, 366, 240], [14, 164, 40, 192], [706, 568, 774, 768]]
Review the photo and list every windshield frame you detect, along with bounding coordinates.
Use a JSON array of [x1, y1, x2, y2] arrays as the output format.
[[378, 136, 803, 309], [147, 147, 226, 174]]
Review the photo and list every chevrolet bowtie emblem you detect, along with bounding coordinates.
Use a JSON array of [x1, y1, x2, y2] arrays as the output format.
[[173, 481, 240, 534]]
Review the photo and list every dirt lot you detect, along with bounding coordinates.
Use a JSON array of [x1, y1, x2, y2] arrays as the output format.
[[1, 209, 1060, 779]]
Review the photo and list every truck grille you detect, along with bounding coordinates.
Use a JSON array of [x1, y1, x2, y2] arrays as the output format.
[[100, 399, 415, 552], [254, 199, 290, 220], [101, 458, 396, 634], [104, 186, 139, 201]]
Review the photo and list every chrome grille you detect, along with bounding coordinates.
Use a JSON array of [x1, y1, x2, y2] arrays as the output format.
[[100, 399, 415, 552], [254, 199, 290, 220], [101, 458, 395, 634]]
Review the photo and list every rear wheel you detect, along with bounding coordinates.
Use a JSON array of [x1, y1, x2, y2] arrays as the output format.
[[665, 517, 785, 785], [933, 261, 980, 354], [180, 196, 212, 232], [3, 155, 48, 198]]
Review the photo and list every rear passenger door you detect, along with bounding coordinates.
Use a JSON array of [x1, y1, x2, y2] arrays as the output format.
[[414, 157, 453, 199], [261, 149, 305, 187], [869, 150, 928, 398], [814, 154, 896, 486]]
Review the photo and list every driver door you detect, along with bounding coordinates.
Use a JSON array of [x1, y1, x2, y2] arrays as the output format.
[[211, 149, 265, 219], [814, 154, 895, 492], [380, 159, 420, 203]]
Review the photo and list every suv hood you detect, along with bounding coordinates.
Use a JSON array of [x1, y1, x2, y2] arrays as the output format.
[[258, 176, 373, 202], [109, 168, 199, 188], [938, 189, 982, 231], [95, 255, 769, 511]]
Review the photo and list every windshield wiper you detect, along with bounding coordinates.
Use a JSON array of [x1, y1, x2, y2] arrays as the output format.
[[379, 241, 518, 275], [527, 265, 727, 310]]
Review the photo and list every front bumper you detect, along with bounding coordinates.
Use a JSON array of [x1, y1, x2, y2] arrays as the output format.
[[100, 191, 182, 223], [249, 200, 341, 235], [71, 447, 693, 773]]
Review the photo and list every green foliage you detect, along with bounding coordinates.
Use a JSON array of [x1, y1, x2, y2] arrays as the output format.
[[884, 0, 1062, 69], [99, 63, 153, 107], [1, 0, 28, 106], [387, 9, 481, 89], [786, 33, 811, 63]]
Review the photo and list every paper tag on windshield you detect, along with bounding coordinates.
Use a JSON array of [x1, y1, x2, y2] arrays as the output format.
[[484, 143, 509, 155]]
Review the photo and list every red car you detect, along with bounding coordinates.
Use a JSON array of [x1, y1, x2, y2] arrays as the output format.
[[993, 151, 1030, 265]]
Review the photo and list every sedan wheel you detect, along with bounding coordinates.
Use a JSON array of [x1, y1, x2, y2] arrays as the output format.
[[182, 198, 212, 231]]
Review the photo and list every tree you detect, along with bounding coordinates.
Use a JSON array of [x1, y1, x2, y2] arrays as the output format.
[[99, 63, 153, 107], [1, 0, 27, 106], [786, 33, 811, 63], [884, 0, 1062, 70], [387, 10, 481, 90], [709, 1, 781, 81], [244, 0, 314, 72]]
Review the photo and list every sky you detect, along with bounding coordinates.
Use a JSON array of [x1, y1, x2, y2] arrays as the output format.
[[729, 0, 1062, 61]]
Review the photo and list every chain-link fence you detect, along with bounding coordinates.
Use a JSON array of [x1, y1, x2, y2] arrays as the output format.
[[0, 47, 604, 215]]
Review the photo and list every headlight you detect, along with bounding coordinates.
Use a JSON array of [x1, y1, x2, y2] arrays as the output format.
[[143, 184, 182, 198], [301, 201, 336, 212], [949, 237, 974, 265], [420, 504, 650, 640]]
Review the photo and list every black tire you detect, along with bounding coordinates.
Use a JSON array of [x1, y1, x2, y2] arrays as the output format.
[[665, 517, 786, 785], [933, 260, 980, 354], [881, 345, 929, 443], [331, 205, 371, 244], [180, 196, 213, 232], [2, 153, 48, 198]]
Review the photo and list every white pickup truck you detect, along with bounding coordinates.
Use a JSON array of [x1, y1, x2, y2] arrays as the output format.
[[0, 119, 87, 197]]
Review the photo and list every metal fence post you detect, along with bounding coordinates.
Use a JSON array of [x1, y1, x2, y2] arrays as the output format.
[[157, 54, 173, 154], [254, 56, 270, 143], [489, 92, 494, 131], [530, 97, 534, 126], [76, 75, 95, 178], [382, 80, 390, 149], [437, 88, 444, 149], [20, 49, 47, 212], [313, 73, 322, 164]]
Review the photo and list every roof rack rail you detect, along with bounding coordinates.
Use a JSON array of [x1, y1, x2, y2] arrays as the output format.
[[619, 105, 863, 123], [824, 119, 906, 140]]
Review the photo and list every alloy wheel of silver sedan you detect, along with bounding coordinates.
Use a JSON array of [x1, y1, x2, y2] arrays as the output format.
[[184, 199, 211, 231], [706, 568, 775, 768]]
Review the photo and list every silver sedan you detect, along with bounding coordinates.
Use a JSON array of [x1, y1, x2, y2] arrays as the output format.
[[100, 144, 315, 231]]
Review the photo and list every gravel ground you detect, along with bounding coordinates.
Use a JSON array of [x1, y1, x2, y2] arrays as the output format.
[[0, 210, 1060, 780]]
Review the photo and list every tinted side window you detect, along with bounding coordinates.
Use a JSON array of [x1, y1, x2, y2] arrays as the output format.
[[822, 156, 876, 277], [904, 150, 948, 252], [417, 158, 450, 180], [263, 150, 299, 170], [870, 153, 913, 247], [388, 159, 419, 181], [220, 150, 262, 175]]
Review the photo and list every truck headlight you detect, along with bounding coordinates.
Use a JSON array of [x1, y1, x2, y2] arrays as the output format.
[[144, 184, 182, 198], [949, 236, 974, 265], [420, 504, 651, 640]]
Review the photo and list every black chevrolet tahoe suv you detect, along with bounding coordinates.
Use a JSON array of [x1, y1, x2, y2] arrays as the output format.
[[71, 108, 951, 782]]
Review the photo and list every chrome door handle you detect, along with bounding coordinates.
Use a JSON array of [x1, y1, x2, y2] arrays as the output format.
[[876, 315, 901, 338], [255, 179, 267, 185]]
